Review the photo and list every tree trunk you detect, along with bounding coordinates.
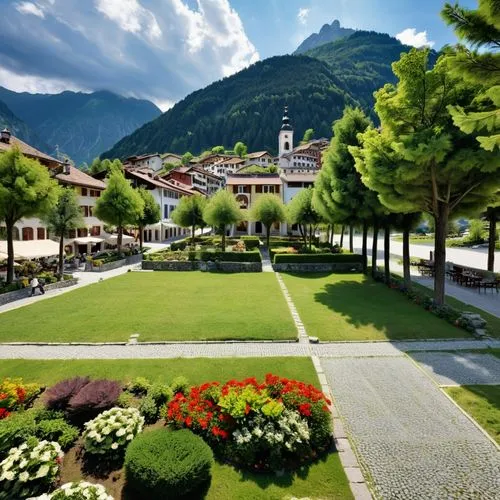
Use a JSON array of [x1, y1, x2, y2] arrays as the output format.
[[384, 224, 390, 284], [299, 224, 307, 248], [434, 202, 449, 306], [402, 225, 411, 290], [6, 220, 14, 284], [487, 211, 496, 272], [330, 225, 335, 245], [349, 225, 354, 253], [372, 221, 379, 278], [340, 225, 345, 248], [221, 226, 226, 251], [266, 224, 270, 248], [309, 225, 313, 251], [191, 222, 196, 247], [362, 221, 368, 274], [117, 226, 123, 255], [58, 234, 64, 281], [326, 225, 330, 245], [139, 226, 144, 251]]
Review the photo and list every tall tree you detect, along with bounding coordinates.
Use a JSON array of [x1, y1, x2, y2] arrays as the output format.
[[171, 194, 207, 246], [313, 107, 382, 274], [89, 158, 123, 175], [135, 187, 161, 251], [351, 49, 500, 305], [441, 0, 499, 152], [288, 188, 322, 250], [41, 187, 84, 280], [250, 194, 286, 248], [484, 202, 500, 271], [234, 142, 248, 158], [94, 169, 144, 254], [0, 148, 59, 283], [211, 146, 225, 154], [181, 152, 193, 166], [301, 128, 315, 143], [203, 191, 242, 250]]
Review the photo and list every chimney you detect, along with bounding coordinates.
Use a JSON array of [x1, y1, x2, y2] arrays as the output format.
[[63, 158, 71, 175], [0, 128, 11, 143]]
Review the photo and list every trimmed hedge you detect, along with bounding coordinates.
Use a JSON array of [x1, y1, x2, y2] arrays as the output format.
[[198, 250, 261, 263], [241, 236, 260, 249], [125, 429, 213, 498], [274, 253, 363, 264]]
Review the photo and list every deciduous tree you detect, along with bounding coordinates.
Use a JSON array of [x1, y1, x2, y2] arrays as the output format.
[[135, 188, 161, 250], [181, 152, 193, 166], [171, 194, 207, 246], [250, 194, 286, 247], [234, 142, 248, 158], [288, 188, 322, 250], [203, 191, 242, 250], [0, 147, 59, 283]]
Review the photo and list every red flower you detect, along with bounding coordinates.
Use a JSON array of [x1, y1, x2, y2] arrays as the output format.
[[298, 403, 312, 417], [16, 387, 26, 403], [0, 392, 8, 401], [245, 403, 251, 415], [185, 416, 193, 427], [0, 408, 10, 419], [198, 418, 208, 429]]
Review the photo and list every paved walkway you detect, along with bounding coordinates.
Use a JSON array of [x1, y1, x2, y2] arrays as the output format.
[[259, 246, 274, 272], [323, 355, 500, 499]]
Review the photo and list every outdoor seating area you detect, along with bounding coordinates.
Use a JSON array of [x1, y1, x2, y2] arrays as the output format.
[[417, 259, 435, 277], [446, 264, 500, 293]]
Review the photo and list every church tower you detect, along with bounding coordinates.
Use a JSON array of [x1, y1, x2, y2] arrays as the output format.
[[278, 106, 293, 160]]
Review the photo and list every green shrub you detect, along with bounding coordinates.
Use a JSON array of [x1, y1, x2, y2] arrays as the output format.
[[170, 377, 190, 395], [124, 429, 213, 498], [117, 391, 140, 409], [127, 377, 151, 396], [198, 250, 261, 262], [139, 396, 158, 424], [241, 236, 260, 249], [170, 240, 188, 251], [273, 253, 363, 264], [35, 418, 79, 450], [148, 383, 173, 406]]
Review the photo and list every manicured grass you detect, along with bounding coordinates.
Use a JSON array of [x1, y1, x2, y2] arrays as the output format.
[[281, 273, 467, 341], [0, 272, 296, 342], [0, 357, 316, 387], [1, 357, 353, 499], [445, 385, 500, 445]]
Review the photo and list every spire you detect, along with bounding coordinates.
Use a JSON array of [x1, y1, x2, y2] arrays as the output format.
[[281, 106, 292, 131]]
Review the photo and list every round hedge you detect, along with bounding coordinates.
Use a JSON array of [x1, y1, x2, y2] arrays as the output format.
[[124, 429, 213, 498]]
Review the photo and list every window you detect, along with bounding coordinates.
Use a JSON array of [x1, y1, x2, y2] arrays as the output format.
[[237, 185, 246, 194], [89, 206, 93, 217], [37, 228, 45, 240], [81, 206, 89, 217], [81, 187, 88, 196], [284, 141, 290, 150], [288, 182, 302, 188], [170, 205, 176, 217], [263, 185, 275, 194], [68, 229, 76, 239], [164, 205, 169, 218], [22, 227, 34, 241], [255, 221, 262, 233], [77, 228, 87, 237], [91, 226, 101, 236]]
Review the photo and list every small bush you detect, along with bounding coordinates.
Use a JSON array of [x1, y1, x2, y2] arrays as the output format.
[[117, 391, 140, 409], [127, 377, 151, 396], [0, 378, 41, 419], [124, 429, 213, 498], [198, 250, 261, 262], [82, 407, 144, 456], [170, 377, 190, 395], [273, 253, 363, 264], [44, 377, 90, 412], [241, 236, 260, 249], [68, 379, 121, 418], [170, 240, 188, 251], [42, 481, 113, 499], [148, 383, 173, 407], [139, 396, 158, 424], [35, 418, 79, 450]]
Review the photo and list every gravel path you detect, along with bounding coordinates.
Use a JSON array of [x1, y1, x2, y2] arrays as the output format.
[[412, 352, 500, 385], [323, 356, 500, 499]]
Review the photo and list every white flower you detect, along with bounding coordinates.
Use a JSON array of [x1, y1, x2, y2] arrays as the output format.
[[111, 443, 119, 450], [1, 470, 14, 481], [35, 464, 50, 478], [19, 458, 28, 469], [18, 471, 30, 482], [115, 428, 126, 437]]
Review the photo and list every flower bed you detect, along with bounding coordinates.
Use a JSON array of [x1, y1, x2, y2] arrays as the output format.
[[165, 374, 332, 471], [0, 378, 41, 420]]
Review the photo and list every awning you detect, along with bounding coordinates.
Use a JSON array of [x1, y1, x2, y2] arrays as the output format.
[[0, 240, 60, 259], [73, 236, 105, 244], [105, 234, 135, 244]]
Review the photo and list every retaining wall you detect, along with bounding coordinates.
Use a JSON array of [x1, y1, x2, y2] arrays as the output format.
[[89, 253, 143, 272], [273, 262, 362, 273], [142, 260, 262, 273], [0, 278, 79, 306]]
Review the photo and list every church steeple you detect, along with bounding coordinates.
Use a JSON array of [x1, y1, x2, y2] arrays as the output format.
[[279, 106, 294, 158], [281, 105, 293, 131]]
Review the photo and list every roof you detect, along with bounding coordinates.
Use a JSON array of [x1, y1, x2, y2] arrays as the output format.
[[125, 168, 195, 196], [161, 152, 182, 160], [188, 166, 223, 181], [0, 134, 61, 167], [280, 172, 318, 183], [126, 153, 161, 162], [199, 154, 236, 164], [226, 174, 282, 186], [246, 151, 271, 159], [56, 166, 106, 190], [214, 157, 246, 166]]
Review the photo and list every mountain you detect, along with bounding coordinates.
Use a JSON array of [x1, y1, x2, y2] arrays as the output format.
[[0, 88, 161, 165], [0, 98, 51, 153], [294, 20, 356, 54], [102, 55, 359, 160]]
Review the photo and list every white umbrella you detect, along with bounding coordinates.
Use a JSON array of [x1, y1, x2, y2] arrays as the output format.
[[105, 234, 135, 244]]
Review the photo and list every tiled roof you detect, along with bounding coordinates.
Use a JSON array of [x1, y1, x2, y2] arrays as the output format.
[[214, 157, 246, 165], [246, 151, 271, 158], [56, 166, 105, 189], [226, 174, 282, 185], [125, 168, 195, 195], [0, 134, 61, 166]]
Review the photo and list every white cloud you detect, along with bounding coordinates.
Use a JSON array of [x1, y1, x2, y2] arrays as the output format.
[[95, 0, 162, 42], [297, 7, 309, 25], [15, 1, 45, 18], [395, 28, 435, 48]]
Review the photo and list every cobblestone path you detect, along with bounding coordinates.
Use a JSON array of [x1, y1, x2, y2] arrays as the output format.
[[322, 356, 500, 499]]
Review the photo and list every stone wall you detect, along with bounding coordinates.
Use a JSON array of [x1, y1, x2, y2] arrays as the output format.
[[90, 253, 143, 272], [0, 278, 79, 307], [142, 260, 262, 273], [273, 262, 362, 273]]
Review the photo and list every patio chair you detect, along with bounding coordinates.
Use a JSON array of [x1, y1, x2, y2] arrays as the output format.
[[478, 278, 500, 293]]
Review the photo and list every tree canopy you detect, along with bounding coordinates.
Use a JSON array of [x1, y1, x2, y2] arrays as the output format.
[[287, 188, 322, 250], [171, 194, 207, 245], [250, 194, 286, 247], [234, 142, 248, 158], [203, 191, 242, 250], [135, 187, 161, 250]]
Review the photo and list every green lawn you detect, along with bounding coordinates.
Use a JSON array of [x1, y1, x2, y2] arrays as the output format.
[[1, 357, 352, 500], [445, 385, 500, 445], [281, 273, 468, 341], [0, 272, 296, 342]]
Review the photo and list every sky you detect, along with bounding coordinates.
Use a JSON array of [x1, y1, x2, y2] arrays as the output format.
[[0, 0, 476, 111]]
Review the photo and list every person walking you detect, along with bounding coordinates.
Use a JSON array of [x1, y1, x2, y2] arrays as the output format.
[[29, 276, 45, 297]]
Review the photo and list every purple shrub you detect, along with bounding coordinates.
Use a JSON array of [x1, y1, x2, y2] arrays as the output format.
[[68, 379, 121, 417], [44, 377, 90, 411]]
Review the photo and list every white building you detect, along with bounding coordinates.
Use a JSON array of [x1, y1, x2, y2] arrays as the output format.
[[125, 153, 164, 172], [244, 151, 274, 167]]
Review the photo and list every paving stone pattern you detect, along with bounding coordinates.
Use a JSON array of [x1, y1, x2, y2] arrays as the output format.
[[322, 357, 500, 499], [412, 352, 500, 386]]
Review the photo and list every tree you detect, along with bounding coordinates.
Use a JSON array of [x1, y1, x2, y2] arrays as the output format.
[[89, 158, 123, 175], [251, 194, 286, 248], [94, 169, 144, 254], [211, 146, 225, 154], [313, 107, 381, 274], [484, 202, 500, 271], [41, 187, 84, 280], [234, 142, 248, 158], [441, 0, 499, 152], [203, 191, 242, 250], [135, 188, 161, 251], [351, 49, 500, 305], [181, 152, 193, 166], [288, 188, 322, 250], [301, 128, 314, 144], [0, 148, 59, 283], [171, 194, 207, 246]]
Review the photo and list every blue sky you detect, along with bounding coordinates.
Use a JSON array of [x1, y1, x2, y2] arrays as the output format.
[[0, 0, 476, 110]]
